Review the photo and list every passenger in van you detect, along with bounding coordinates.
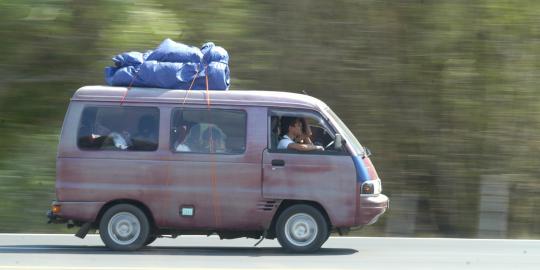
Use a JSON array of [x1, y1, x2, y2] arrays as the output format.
[[278, 117, 324, 152], [174, 124, 201, 152], [106, 132, 130, 150], [174, 124, 227, 153], [78, 108, 110, 149], [97, 124, 132, 151], [201, 126, 227, 153], [130, 115, 158, 151]]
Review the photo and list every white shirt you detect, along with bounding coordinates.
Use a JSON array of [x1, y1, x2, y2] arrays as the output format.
[[277, 135, 295, 150], [175, 143, 191, 152]]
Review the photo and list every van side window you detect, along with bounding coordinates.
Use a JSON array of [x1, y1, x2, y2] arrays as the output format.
[[77, 106, 159, 151], [171, 109, 246, 154]]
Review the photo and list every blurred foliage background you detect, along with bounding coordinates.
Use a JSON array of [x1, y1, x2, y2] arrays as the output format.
[[0, 0, 539, 237]]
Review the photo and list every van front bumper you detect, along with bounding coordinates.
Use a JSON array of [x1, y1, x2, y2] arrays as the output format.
[[355, 194, 389, 228]]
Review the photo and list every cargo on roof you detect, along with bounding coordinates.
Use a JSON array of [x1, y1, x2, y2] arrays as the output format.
[[105, 39, 230, 90]]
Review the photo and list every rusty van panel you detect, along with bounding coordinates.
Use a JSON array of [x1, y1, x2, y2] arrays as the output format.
[[56, 157, 169, 225], [55, 201, 105, 222], [56, 104, 273, 230], [262, 151, 357, 227], [160, 107, 272, 230], [56, 101, 172, 226], [162, 160, 265, 230]]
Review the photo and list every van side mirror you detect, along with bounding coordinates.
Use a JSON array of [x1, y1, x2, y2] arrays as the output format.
[[334, 134, 343, 150], [364, 146, 372, 157]]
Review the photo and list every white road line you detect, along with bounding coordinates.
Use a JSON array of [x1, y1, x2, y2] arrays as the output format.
[[0, 247, 100, 250], [0, 234, 76, 237], [1, 234, 539, 242], [0, 267, 324, 270]]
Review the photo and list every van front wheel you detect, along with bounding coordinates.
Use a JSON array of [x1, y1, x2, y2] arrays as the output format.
[[99, 204, 150, 251], [276, 204, 328, 253]]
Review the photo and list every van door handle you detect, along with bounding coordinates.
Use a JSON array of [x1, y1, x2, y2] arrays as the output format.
[[271, 159, 285, 167]]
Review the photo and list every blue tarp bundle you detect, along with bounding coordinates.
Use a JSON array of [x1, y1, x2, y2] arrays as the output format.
[[105, 39, 230, 90]]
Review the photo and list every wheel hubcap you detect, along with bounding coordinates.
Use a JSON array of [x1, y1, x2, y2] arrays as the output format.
[[284, 213, 318, 247], [107, 212, 141, 245]]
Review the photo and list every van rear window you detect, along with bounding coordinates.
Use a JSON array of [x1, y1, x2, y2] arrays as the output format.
[[77, 106, 159, 151], [171, 109, 246, 154]]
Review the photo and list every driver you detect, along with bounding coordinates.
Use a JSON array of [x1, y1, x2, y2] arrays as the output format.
[[277, 117, 324, 152]]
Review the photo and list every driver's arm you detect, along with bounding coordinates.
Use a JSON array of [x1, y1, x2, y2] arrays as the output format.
[[287, 142, 323, 152]]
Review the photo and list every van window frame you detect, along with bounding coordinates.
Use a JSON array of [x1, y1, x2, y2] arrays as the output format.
[[267, 108, 350, 156], [169, 107, 248, 155], [76, 105, 160, 152]]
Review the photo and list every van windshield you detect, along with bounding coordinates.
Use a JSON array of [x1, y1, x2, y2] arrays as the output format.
[[324, 107, 364, 156]]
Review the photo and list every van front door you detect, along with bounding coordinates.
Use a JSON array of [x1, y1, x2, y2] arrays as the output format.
[[262, 111, 358, 227], [262, 150, 357, 226]]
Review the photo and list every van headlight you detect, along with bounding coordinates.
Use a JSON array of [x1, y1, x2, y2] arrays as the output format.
[[361, 179, 382, 195]]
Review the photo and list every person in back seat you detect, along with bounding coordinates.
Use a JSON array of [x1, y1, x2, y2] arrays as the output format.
[[78, 108, 112, 149], [201, 126, 227, 153], [130, 115, 158, 151], [175, 124, 201, 152], [278, 117, 324, 152]]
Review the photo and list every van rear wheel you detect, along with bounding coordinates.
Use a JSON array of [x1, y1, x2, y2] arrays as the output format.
[[276, 204, 328, 253], [99, 204, 150, 251]]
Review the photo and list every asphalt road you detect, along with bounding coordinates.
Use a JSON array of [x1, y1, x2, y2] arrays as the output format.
[[0, 234, 538, 270]]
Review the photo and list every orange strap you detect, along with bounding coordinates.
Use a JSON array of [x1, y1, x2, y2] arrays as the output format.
[[163, 66, 201, 226], [181, 66, 200, 105], [205, 65, 221, 227], [119, 67, 140, 105], [205, 66, 211, 107], [164, 64, 222, 227], [119, 81, 134, 105]]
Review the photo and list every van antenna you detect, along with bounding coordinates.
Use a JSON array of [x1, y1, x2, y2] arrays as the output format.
[[302, 90, 308, 95]]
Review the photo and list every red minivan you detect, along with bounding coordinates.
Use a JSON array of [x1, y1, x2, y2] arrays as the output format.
[[48, 86, 389, 253]]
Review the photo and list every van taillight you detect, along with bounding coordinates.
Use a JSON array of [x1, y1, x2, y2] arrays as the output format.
[[52, 205, 61, 214]]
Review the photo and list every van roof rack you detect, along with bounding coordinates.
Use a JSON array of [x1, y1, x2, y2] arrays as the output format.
[[72, 85, 328, 110]]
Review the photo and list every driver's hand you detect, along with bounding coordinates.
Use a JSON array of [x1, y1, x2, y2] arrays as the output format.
[[315, 145, 324, 151]]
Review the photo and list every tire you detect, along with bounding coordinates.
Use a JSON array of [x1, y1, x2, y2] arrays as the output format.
[[144, 235, 157, 246], [99, 204, 150, 251], [276, 204, 329, 253], [325, 230, 332, 242]]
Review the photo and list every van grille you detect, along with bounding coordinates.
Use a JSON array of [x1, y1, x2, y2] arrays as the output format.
[[257, 200, 278, 212]]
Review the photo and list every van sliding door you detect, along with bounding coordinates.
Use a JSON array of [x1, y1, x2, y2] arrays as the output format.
[[165, 107, 267, 230]]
